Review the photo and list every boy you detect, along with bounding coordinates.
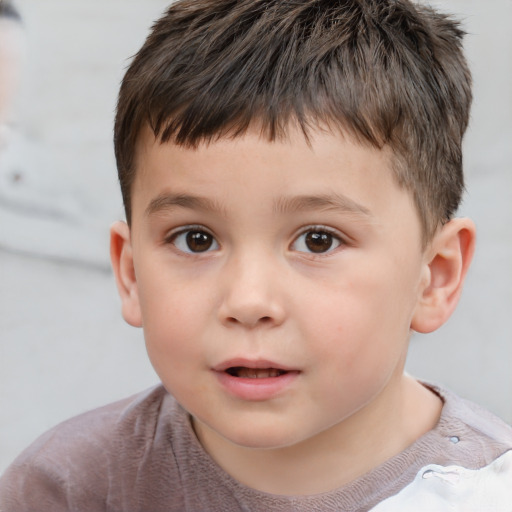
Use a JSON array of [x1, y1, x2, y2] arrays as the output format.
[[1, 0, 511, 510]]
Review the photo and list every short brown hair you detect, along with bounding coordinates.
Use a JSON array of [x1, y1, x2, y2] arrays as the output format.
[[114, 0, 472, 243]]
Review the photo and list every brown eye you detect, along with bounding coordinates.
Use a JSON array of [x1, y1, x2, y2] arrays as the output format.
[[292, 229, 342, 254], [305, 232, 334, 253], [171, 228, 219, 253], [186, 231, 213, 252]]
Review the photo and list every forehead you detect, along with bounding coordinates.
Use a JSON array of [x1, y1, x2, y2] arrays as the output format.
[[134, 121, 394, 180], [131, 124, 420, 236], [134, 122, 388, 181]]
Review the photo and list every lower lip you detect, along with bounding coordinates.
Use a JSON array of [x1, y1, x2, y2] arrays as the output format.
[[214, 371, 300, 401]]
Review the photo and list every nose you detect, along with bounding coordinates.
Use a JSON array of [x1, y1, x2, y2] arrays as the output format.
[[218, 250, 286, 328]]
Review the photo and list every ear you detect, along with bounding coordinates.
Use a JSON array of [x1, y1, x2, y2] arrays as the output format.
[[411, 218, 476, 334], [110, 221, 143, 327]]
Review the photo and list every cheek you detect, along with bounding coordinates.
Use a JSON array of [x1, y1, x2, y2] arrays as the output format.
[[138, 279, 206, 373], [307, 295, 407, 415], [303, 264, 415, 371], [142, 303, 207, 406]]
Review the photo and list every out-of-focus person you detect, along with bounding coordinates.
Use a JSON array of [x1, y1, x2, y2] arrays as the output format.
[[0, 0, 25, 152]]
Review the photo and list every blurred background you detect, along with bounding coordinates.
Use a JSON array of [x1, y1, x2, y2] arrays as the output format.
[[0, 0, 510, 473]]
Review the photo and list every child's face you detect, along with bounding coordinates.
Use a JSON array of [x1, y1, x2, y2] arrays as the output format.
[[125, 124, 430, 449]]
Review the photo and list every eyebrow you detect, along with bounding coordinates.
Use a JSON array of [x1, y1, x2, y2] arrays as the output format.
[[273, 194, 372, 217], [145, 193, 226, 217], [145, 192, 372, 219]]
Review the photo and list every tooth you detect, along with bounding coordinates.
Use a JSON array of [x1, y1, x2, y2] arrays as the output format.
[[236, 368, 283, 378]]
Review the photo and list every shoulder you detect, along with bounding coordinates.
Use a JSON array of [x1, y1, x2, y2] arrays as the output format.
[[0, 385, 187, 512], [6, 384, 172, 472], [369, 384, 512, 511], [432, 384, 512, 460]]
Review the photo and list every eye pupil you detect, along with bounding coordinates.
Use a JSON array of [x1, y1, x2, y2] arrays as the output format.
[[305, 232, 333, 253], [186, 231, 213, 252]]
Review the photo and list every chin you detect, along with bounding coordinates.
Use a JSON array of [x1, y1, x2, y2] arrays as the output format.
[[219, 422, 309, 450]]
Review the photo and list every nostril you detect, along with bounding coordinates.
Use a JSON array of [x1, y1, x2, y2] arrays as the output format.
[[226, 315, 273, 326]]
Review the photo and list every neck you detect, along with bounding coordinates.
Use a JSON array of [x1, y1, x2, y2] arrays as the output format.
[[193, 375, 442, 495]]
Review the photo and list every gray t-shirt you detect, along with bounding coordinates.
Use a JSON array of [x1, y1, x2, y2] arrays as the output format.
[[1, 383, 511, 511]]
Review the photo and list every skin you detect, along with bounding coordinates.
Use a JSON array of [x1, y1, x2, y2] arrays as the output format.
[[111, 124, 475, 495]]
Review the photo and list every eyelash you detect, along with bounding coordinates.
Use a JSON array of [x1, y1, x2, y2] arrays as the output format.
[[165, 225, 219, 254], [165, 225, 346, 256], [291, 225, 345, 255]]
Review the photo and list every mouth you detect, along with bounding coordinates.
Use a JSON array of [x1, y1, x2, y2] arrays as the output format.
[[213, 359, 299, 400], [225, 367, 290, 379]]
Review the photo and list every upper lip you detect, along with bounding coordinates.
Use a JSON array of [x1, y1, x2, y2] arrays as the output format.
[[213, 358, 298, 372]]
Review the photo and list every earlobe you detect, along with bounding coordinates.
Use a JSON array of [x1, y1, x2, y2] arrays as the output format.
[[110, 221, 143, 327], [411, 218, 476, 334]]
